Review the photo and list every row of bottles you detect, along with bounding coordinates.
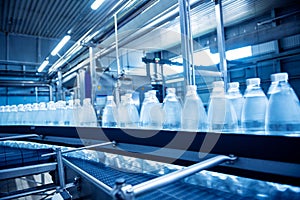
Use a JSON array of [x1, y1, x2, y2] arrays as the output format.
[[0, 98, 97, 127], [101, 72, 299, 133], [219, 72, 300, 133]]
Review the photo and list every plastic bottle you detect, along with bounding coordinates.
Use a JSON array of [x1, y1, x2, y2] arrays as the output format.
[[266, 72, 300, 132], [56, 101, 66, 126], [23, 104, 33, 125], [7, 105, 17, 125], [140, 90, 163, 129], [73, 99, 82, 126], [0, 106, 5, 125], [36, 102, 47, 125], [207, 81, 238, 132], [46, 101, 56, 126], [17, 104, 25, 125], [118, 93, 139, 128], [227, 82, 244, 128], [241, 78, 268, 132], [118, 95, 128, 128], [182, 85, 208, 131], [162, 88, 182, 130], [65, 100, 75, 126], [82, 98, 98, 127], [102, 96, 118, 128]]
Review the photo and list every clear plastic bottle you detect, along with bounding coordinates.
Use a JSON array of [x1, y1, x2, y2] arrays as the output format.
[[7, 105, 17, 125], [56, 101, 66, 126], [140, 90, 163, 129], [17, 104, 25, 125], [182, 85, 208, 131], [31, 103, 40, 125], [207, 81, 238, 132], [227, 82, 244, 128], [266, 73, 300, 132], [102, 96, 118, 128], [0, 106, 5, 125], [124, 93, 140, 128], [2, 105, 11, 125], [82, 98, 98, 127], [23, 104, 33, 125], [241, 78, 268, 132], [162, 88, 182, 130], [118, 95, 128, 128], [46, 101, 56, 126], [36, 102, 47, 125], [65, 100, 75, 126], [73, 99, 83, 126]]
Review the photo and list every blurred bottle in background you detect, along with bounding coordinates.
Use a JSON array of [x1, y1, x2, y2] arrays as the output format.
[[241, 78, 268, 133], [102, 96, 118, 128], [266, 72, 300, 133], [182, 85, 207, 131], [208, 81, 238, 132], [227, 82, 244, 129], [162, 88, 182, 130]]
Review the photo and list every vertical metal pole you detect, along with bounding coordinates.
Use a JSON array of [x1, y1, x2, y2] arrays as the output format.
[[78, 69, 86, 104], [35, 87, 38, 103], [179, 0, 194, 87], [89, 47, 97, 105], [57, 70, 63, 100], [215, 0, 228, 89], [55, 147, 66, 189], [49, 85, 53, 101], [114, 14, 121, 105]]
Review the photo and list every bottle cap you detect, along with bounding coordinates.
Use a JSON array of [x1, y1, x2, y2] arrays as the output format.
[[271, 72, 288, 82], [83, 98, 91, 104], [166, 88, 176, 94], [228, 82, 239, 89], [186, 85, 197, 91], [246, 78, 260, 86], [107, 96, 114, 101], [212, 81, 224, 88]]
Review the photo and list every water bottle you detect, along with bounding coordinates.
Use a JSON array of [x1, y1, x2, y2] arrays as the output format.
[[227, 82, 244, 128], [17, 104, 25, 125], [46, 101, 56, 126], [182, 85, 208, 131], [31, 103, 40, 125], [23, 104, 33, 125], [122, 93, 140, 128], [36, 102, 47, 125], [162, 88, 182, 130], [0, 106, 5, 125], [73, 99, 83, 126], [140, 90, 163, 129], [207, 81, 238, 132], [102, 96, 118, 128], [7, 105, 17, 125], [55, 101, 67, 126], [266, 72, 300, 132], [241, 78, 268, 132], [82, 98, 98, 127], [118, 95, 128, 128], [65, 100, 76, 126]]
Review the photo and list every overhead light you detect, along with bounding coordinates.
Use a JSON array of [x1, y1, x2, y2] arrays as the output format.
[[51, 35, 71, 56], [37, 60, 49, 72], [91, 0, 104, 10]]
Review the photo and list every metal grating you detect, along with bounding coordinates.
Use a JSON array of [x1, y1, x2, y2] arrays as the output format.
[[66, 157, 251, 200]]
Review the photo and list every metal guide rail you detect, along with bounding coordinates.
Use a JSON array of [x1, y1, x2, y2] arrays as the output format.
[[0, 125, 300, 186]]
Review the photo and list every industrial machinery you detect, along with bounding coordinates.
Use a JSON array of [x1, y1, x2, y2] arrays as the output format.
[[0, 126, 299, 199]]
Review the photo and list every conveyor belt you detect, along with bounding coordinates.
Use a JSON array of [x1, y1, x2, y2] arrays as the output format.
[[66, 157, 251, 200], [0, 145, 53, 170]]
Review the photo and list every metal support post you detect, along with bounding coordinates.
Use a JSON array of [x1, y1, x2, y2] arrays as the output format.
[[114, 14, 121, 105], [78, 68, 86, 103], [57, 70, 63, 100], [55, 147, 66, 190], [89, 46, 97, 105], [214, 0, 228, 89], [179, 0, 195, 87]]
